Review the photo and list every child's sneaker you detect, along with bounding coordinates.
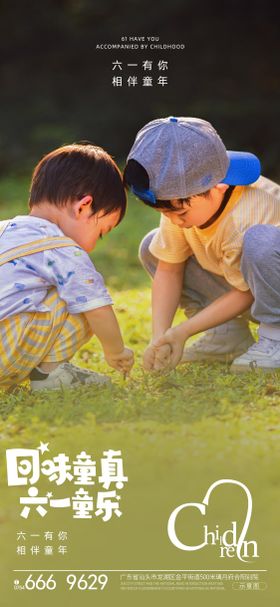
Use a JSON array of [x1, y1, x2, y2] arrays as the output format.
[[180, 319, 255, 363], [30, 362, 111, 391], [230, 336, 280, 372]]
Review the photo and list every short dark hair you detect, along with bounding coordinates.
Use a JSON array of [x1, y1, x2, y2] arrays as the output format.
[[123, 159, 210, 210], [29, 143, 127, 223]]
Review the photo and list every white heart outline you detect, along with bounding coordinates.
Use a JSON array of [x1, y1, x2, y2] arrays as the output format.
[[202, 479, 253, 562], [167, 478, 253, 562]]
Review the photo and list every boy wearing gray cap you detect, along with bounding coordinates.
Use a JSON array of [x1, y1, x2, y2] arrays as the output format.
[[124, 116, 280, 372]]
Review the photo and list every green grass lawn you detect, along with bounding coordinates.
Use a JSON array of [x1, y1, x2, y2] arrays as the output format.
[[0, 175, 280, 448]]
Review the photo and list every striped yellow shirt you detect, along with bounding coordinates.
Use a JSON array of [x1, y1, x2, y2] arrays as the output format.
[[149, 176, 280, 291]]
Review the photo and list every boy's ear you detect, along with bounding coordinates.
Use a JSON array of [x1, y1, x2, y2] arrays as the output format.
[[73, 195, 93, 218], [215, 183, 230, 194]]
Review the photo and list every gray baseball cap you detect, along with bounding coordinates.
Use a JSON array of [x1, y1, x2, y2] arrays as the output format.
[[127, 116, 261, 203]]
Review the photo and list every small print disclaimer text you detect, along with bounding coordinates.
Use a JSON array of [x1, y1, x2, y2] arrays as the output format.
[[13, 570, 267, 593]]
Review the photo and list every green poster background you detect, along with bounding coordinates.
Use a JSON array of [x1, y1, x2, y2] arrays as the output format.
[[1, 408, 279, 606], [0, 2, 279, 606]]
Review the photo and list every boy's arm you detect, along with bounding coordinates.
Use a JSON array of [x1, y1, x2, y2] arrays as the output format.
[[155, 288, 254, 370], [143, 260, 185, 370], [152, 260, 185, 338], [85, 306, 134, 373]]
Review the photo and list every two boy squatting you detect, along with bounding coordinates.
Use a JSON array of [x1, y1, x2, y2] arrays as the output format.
[[1, 116, 280, 390]]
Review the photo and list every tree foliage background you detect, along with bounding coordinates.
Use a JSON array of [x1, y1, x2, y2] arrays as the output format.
[[0, 0, 279, 177]]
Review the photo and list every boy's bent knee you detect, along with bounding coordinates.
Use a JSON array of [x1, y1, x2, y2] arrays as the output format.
[[242, 224, 280, 265], [138, 229, 159, 273]]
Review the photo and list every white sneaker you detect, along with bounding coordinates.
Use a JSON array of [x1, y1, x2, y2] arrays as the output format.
[[231, 336, 280, 373], [30, 362, 111, 391], [180, 319, 255, 363]]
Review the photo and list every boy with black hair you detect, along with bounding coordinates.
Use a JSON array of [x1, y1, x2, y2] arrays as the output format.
[[0, 143, 134, 390], [124, 116, 280, 372]]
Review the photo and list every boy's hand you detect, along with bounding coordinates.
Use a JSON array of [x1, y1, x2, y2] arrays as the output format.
[[143, 343, 157, 371], [105, 347, 134, 374], [153, 343, 172, 371], [143, 342, 171, 371], [154, 327, 185, 370]]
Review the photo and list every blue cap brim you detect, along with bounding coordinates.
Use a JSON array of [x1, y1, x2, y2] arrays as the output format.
[[131, 185, 157, 204], [221, 151, 261, 186]]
